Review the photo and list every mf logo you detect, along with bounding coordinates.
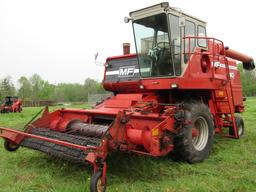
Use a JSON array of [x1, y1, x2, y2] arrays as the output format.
[[118, 66, 135, 77]]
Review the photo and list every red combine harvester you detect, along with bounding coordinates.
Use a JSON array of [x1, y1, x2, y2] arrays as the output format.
[[0, 96, 22, 113], [0, 3, 255, 192]]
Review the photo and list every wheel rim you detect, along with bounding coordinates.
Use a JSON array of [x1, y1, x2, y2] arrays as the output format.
[[238, 124, 243, 136], [96, 178, 104, 192], [9, 142, 18, 149], [192, 116, 209, 151]]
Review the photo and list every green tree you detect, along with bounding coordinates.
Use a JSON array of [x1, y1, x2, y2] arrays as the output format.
[[54, 83, 85, 102], [18, 76, 32, 100], [38, 81, 56, 100], [29, 74, 44, 101], [83, 78, 106, 100], [0, 76, 16, 98], [238, 63, 256, 96]]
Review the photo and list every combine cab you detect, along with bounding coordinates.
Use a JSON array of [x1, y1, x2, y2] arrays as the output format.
[[0, 3, 254, 192], [0, 96, 22, 113]]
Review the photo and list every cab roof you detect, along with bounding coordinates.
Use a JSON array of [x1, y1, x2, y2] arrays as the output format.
[[129, 2, 206, 24]]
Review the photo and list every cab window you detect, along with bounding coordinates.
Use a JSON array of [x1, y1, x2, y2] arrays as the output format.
[[198, 25, 207, 48], [169, 14, 181, 75], [184, 20, 196, 63]]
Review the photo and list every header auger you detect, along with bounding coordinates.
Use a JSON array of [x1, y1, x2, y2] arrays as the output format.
[[0, 2, 254, 192]]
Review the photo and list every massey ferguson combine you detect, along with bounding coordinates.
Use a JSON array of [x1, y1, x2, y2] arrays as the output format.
[[0, 3, 255, 192]]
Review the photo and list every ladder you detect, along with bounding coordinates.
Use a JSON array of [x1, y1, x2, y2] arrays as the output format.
[[212, 56, 239, 138]]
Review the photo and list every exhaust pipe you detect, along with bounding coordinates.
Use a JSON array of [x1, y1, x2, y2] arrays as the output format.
[[123, 43, 130, 55]]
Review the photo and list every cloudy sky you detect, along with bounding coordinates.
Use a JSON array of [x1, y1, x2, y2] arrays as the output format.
[[0, 0, 255, 85]]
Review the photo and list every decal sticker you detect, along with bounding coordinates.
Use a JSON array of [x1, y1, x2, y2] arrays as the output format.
[[118, 66, 135, 77], [213, 62, 237, 70], [229, 72, 235, 79]]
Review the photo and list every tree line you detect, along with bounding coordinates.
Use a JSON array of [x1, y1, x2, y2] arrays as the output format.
[[0, 64, 256, 102], [0, 74, 106, 102]]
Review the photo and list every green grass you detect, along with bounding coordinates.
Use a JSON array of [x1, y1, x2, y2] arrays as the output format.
[[0, 101, 256, 192]]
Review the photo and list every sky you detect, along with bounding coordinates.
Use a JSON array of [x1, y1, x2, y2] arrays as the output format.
[[0, 0, 255, 85]]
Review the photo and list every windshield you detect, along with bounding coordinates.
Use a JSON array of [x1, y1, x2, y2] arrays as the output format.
[[133, 13, 174, 77]]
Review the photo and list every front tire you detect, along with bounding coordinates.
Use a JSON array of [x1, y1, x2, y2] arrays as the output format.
[[90, 171, 106, 192], [173, 101, 214, 163], [4, 139, 20, 152]]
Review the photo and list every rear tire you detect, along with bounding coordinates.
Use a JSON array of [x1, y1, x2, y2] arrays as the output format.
[[173, 101, 214, 163], [4, 139, 19, 152], [229, 115, 244, 138], [90, 171, 106, 192]]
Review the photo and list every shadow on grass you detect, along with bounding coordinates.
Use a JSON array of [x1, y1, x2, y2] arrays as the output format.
[[16, 149, 181, 184], [106, 152, 177, 182]]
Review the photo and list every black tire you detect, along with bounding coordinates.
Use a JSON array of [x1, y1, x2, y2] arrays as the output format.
[[4, 139, 20, 152], [229, 115, 244, 138], [90, 171, 106, 192], [173, 101, 214, 163]]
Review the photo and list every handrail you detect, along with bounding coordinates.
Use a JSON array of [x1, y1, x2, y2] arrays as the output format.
[[183, 36, 225, 56], [183, 36, 228, 81]]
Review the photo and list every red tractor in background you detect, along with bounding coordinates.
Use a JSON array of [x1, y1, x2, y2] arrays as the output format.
[[0, 3, 255, 192], [0, 96, 22, 113]]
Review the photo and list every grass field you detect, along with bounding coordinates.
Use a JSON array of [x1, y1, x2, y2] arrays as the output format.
[[0, 101, 256, 192]]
